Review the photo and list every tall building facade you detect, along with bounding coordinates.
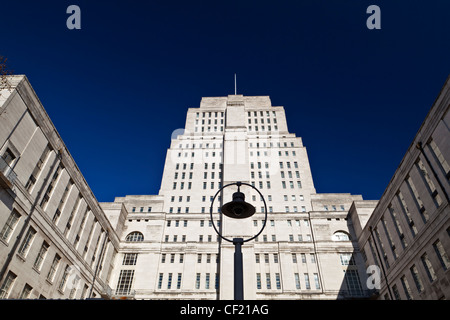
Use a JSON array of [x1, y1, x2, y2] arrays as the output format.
[[102, 95, 372, 299], [351, 76, 450, 300], [0, 76, 118, 299]]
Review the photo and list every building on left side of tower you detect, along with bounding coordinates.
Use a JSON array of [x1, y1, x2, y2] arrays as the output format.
[[0, 75, 120, 299]]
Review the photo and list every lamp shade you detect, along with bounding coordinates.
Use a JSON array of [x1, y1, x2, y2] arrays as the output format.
[[221, 191, 256, 219]]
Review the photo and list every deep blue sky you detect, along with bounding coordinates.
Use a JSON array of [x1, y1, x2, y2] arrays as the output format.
[[1, 1, 449, 202]]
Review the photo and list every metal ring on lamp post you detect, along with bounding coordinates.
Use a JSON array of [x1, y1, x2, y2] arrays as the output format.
[[209, 181, 268, 243]]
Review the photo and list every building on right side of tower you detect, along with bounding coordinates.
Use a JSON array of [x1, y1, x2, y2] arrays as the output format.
[[350, 75, 450, 300]]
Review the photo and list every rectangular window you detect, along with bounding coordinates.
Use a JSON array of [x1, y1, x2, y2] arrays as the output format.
[[33, 241, 49, 270], [276, 273, 281, 289], [421, 253, 437, 282], [416, 159, 443, 207], [0, 210, 21, 242], [304, 274, 310, 289], [40, 165, 63, 209], [167, 273, 172, 289], [18, 227, 36, 257], [116, 270, 134, 295], [19, 284, 33, 299], [428, 139, 450, 177], [196, 273, 201, 289], [400, 275, 413, 300], [25, 144, 51, 191], [406, 176, 429, 223], [433, 239, 449, 270], [266, 273, 271, 289], [177, 273, 182, 289], [397, 191, 417, 237], [205, 273, 210, 289], [123, 253, 138, 265], [256, 273, 261, 289], [314, 273, 320, 289], [0, 271, 17, 299], [388, 205, 408, 249], [344, 269, 363, 296], [47, 254, 61, 282], [59, 265, 71, 292], [410, 265, 423, 293], [392, 284, 401, 300], [295, 273, 301, 289]]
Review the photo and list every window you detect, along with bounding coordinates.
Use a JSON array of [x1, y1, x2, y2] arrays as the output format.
[[177, 273, 182, 289], [0, 210, 21, 242], [40, 165, 63, 209], [196, 273, 201, 289], [256, 274, 261, 289], [19, 284, 33, 299], [397, 191, 417, 237], [25, 144, 51, 191], [47, 254, 61, 282], [276, 273, 281, 289], [266, 273, 271, 289], [167, 273, 173, 289], [18, 227, 36, 257], [304, 274, 310, 289], [392, 284, 401, 300], [205, 273, 210, 289], [410, 265, 423, 293], [416, 159, 443, 207], [340, 253, 355, 266], [116, 270, 134, 295], [33, 241, 49, 270], [294, 273, 301, 289], [314, 273, 320, 289], [344, 270, 363, 296], [59, 265, 71, 292], [332, 231, 350, 241], [433, 239, 449, 270], [125, 232, 144, 242], [428, 139, 450, 177], [400, 275, 413, 300], [123, 253, 138, 265], [0, 271, 16, 299], [421, 253, 437, 282]]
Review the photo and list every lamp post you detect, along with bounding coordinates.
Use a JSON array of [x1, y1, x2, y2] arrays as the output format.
[[209, 181, 268, 300]]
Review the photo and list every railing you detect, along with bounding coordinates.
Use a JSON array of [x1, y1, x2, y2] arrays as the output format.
[[0, 156, 17, 187]]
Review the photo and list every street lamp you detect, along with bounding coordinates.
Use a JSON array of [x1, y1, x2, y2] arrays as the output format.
[[210, 181, 268, 300]]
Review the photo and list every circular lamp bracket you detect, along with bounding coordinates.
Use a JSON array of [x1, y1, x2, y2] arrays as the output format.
[[209, 181, 268, 244]]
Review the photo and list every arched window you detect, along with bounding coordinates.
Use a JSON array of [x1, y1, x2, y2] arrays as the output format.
[[332, 231, 351, 241], [126, 231, 144, 242]]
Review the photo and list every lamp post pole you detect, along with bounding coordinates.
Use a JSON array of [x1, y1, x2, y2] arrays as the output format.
[[210, 181, 267, 300], [233, 238, 244, 300]]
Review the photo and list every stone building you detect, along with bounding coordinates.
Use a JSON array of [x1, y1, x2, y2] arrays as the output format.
[[1, 74, 448, 300], [0, 75, 118, 299], [101, 94, 371, 299], [351, 75, 450, 300]]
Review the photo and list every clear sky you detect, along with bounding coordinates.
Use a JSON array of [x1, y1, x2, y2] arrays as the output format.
[[1, 0, 449, 202]]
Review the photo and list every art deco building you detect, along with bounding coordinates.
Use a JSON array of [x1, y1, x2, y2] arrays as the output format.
[[101, 95, 372, 299], [1, 74, 448, 300]]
